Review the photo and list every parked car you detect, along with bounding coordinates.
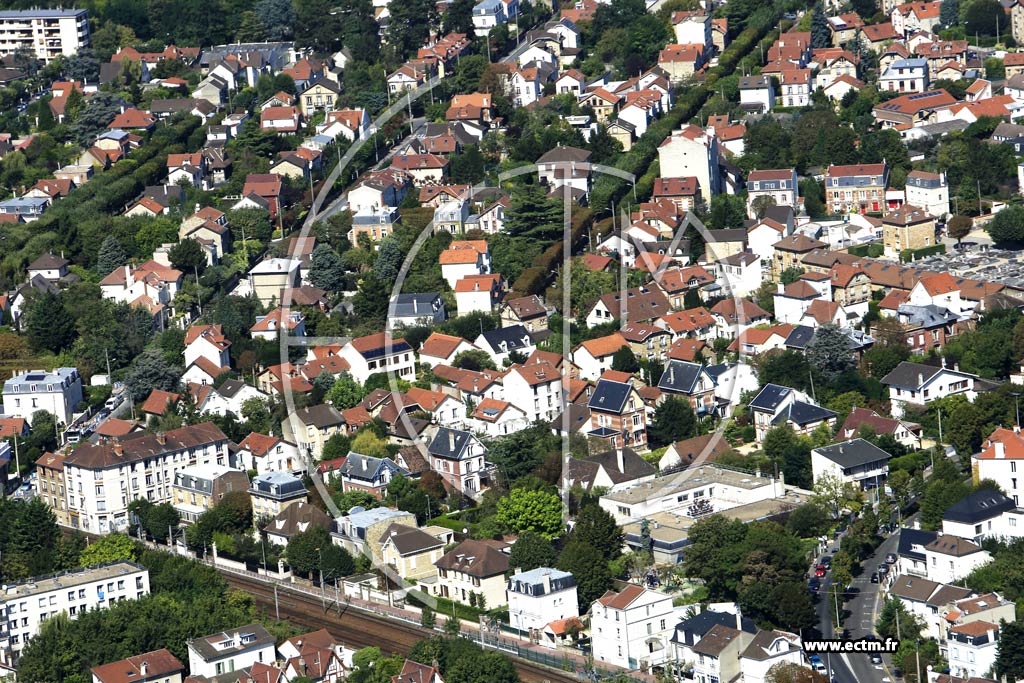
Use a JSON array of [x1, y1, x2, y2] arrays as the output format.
[[809, 578, 820, 594], [877, 563, 890, 575], [871, 653, 883, 665], [886, 553, 897, 564], [820, 555, 832, 569], [870, 572, 879, 583], [814, 565, 827, 577]]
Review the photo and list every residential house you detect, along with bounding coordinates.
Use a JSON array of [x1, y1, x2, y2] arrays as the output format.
[[298, 79, 341, 117], [338, 333, 415, 385], [187, 626, 276, 679], [879, 58, 930, 93], [748, 383, 837, 442], [657, 360, 716, 416], [658, 125, 720, 203], [503, 362, 562, 423], [475, 325, 536, 365], [170, 464, 250, 523], [433, 539, 510, 607], [500, 295, 549, 332], [537, 145, 592, 198], [563, 447, 657, 492], [265, 501, 332, 546], [779, 68, 812, 107], [237, 433, 303, 475], [810, 438, 891, 491], [590, 585, 675, 670], [379, 523, 447, 581], [882, 361, 981, 418], [336, 452, 409, 501], [91, 650, 185, 683], [507, 568, 579, 637], [839, 406, 921, 449], [657, 44, 707, 83], [824, 162, 890, 214], [260, 106, 301, 135], [904, 171, 950, 218], [587, 371, 648, 450], [746, 169, 799, 218], [285, 404, 346, 459], [426, 428, 489, 496], [739, 75, 774, 113], [2, 367, 83, 427]]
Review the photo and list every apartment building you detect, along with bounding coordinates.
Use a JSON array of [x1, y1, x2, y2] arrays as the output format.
[[60, 422, 231, 534], [2, 367, 83, 427], [0, 561, 150, 666], [0, 9, 90, 62], [824, 162, 889, 215]]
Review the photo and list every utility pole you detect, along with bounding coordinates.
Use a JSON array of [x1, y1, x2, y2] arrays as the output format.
[[274, 582, 280, 621]]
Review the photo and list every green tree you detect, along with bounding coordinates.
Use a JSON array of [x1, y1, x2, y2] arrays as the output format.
[[508, 529, 558, 571], [71, 91, 122, 145], [453, 349, 497, 371], [708, 194, 747, 229], [940, 0, 959, 26], [810, 5, 830, 48], [496, 488, 563, 539], [327, 373, 366, 409], [293, 0, 346, 52], [309, 244, 347, 292], [610, 346, 639, 373], [812, 474, 863, 519], [570, 504, 623, 561], [420, 604, 436, 628], [947, 215, 973, 244], [255, 0, 295, 39], [806, 323, 855, 379], [996, 619, 1024, 681], [353, 272, 389, 324], [125, 349, 181, 402], [876, 597, 922, 642], [964, 0, 1002, 34], [96, 235, 128, 276], [374, 236, 405, 283], [442, 0, 476, 35], [557, 539, 612, 606], [23, 291, 75, 354], [79, 533, 138, 567], [504, 185, 563, 241], [168, 238, 207, 276], [64, 87, 86, 122], [786, 503, 830, 538], [987, 206, 1024, 244], [387, 0, 439, 59], [647, 396, 698, 449], [446, 651, 518, 683]]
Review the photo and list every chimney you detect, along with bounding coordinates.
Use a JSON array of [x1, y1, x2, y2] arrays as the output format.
[[124, 264, 131, 283], [918, 373, 924, 387], [140, 662, 148, 677], [449, 430, 456, 451], [156, 432, 166, 445], [112, 439, 124, 456], [542, 571, 552, 595], [954, 363, 960, 372], [941, 356, 946, 369], [996, 442, 1006, 459], [735, 608, 743, 632], [616, 448, 625, 473]]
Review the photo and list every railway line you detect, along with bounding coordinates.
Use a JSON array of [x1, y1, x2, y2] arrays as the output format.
[[224, 571, 574, 683]]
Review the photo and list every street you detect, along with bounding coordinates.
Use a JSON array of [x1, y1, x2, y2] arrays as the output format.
[[814, 528, 903, 683]]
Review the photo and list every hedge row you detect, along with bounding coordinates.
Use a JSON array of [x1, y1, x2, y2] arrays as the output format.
[[510, 207, 593, 297], [900, 244, 946, 262], [589, 18, 782, 212]]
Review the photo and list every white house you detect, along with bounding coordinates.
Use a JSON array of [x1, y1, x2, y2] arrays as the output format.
[[503, 362, 562, 423], [746, 169, 799, 218], [658, 125, 719, 203], [739, 75, 774, 113], [879, 58, 929, 93], [338, 333, 416, 385], [200, 379, 268, 418], [469, 398, 530, 437], [810, 438, 891, 493], [440, 239, 491, 289], [921, 534, 991, 584], [236, 432, 304, 475], [882, 361, 980, 419], [572, 333, 627, 381], [418, 332, 478, 367], [904, 170, 950, 218], [2, 367, 83, 427], [507, 568, 579, 641], [773, 281, 828, 325], [714, 252, 761, 297], [947, 620, 1001, 680], [474, 325, 536, 366], [187, 625, 277, 679], [590, 585, 675, 670], [454, 274, 503, 316]]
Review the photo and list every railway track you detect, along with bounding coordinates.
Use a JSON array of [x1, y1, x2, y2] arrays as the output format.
[[225, 572, 573, 683]]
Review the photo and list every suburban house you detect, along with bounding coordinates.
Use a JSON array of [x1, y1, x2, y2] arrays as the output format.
[[810, 438, 891, 491], [748, 383, 837, 442], [590, 585, 675, 670], [433, 539, 510, 608]]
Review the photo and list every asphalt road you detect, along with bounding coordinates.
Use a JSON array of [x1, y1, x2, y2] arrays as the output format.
[[813, 527, 903, 683]]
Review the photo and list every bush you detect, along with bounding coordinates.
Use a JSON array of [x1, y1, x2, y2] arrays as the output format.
[[899, 244, 946, 261]]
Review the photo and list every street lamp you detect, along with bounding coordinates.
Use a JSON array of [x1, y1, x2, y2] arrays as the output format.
[[1012, 391, 1021, 428], [316, 546, 325, 608]]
